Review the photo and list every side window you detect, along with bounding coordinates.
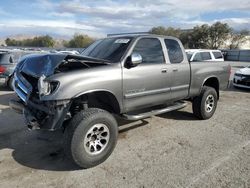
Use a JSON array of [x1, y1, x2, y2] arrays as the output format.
[[201, 52, 212, 60], [213, 52, 223, 59], [193, 52, 202, 61], [164, 39, 184, 64], [133, 38, 164, 64]]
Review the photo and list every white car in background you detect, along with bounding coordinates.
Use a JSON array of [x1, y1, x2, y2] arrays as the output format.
[[233, 66, 250, 89], [58, 50, 80, 55], [186, 49, 224, 62]]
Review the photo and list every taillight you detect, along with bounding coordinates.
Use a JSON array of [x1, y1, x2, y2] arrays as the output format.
[[0, 66, 6, 74]]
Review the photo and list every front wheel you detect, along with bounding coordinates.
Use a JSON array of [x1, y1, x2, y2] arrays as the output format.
[[63, 108, 118, 168], [192, 86, 218, 120]]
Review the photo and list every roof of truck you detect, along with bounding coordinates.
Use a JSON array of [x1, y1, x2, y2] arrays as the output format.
[[185, 49, 222, 53]]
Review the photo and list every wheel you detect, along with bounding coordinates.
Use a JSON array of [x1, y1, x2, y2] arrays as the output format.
[[7, 75, 14, 90], [64, 108, 118, 168], [192, 86, 218, 120]]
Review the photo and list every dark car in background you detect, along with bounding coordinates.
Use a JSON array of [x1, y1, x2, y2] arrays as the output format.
[[0, 50, 45, 89], [0, 50, 23, 89]]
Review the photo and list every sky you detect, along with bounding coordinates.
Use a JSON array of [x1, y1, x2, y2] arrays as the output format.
[[0, 0, 250, 38]]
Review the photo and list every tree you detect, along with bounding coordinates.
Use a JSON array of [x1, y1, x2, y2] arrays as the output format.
[[5, 35, 55, 47], [228, 29, 249, 49], [187, 22, 232, 49], [32, 35, 55, 47], [149, 22, 248, 49], [149, 26, 182, 38], [64, 34, 94, 48], [208, 22, 232, 49], [188, 24, 211, 49], [5, 38, 22, 46]]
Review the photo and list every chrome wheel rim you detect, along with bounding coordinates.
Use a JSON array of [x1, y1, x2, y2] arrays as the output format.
[[205, 94, 214, 113], [84, 123, 110, 155]]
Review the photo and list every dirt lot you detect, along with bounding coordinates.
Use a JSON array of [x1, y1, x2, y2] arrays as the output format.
[[0, 62, 250, 188]]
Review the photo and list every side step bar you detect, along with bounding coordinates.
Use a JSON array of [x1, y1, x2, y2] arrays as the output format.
[[122, 101, 187, 121]]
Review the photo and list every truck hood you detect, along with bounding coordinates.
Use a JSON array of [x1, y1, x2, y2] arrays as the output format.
[[17, 53, 110, 78]]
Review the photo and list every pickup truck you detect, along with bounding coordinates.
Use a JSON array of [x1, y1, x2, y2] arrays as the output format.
[[9, 34, 230, 168]]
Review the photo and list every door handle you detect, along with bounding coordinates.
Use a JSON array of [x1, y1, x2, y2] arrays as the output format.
[[173, 68, 178, 72], [161, 69, 168, 73]]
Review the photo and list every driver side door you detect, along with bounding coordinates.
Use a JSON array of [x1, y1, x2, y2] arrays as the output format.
[[122, 37, 172, 112]]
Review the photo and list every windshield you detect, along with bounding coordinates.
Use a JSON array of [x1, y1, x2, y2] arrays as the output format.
[[81, 37, 133, 62], [186, 52, 193, 61]]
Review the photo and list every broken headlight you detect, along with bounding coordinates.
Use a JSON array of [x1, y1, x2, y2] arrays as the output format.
[[38, 75, 59, 96]]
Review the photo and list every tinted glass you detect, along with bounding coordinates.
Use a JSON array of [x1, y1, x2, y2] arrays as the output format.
[[133, 38, 164, 64], [213, 51, 223, 59], [0, 54, 10, 64], [81, 40, 102, 56], [0, 54, 4, 64], [193, 52, 202, 61], [201, 52, 212, 60], [81, 37, 132, 62], [164, 39, 183, 64]]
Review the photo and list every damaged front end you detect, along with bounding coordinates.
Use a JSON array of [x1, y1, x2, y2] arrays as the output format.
[[10, 54, 109, 130], [10, 70, 71, 130]]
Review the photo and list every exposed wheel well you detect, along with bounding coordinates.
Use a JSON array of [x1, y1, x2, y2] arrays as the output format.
[[203, 77, 219, 99], [70, 91, 120, 116]]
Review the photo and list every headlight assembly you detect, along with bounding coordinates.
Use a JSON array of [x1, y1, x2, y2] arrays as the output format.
[[38, 75, 59, 96]]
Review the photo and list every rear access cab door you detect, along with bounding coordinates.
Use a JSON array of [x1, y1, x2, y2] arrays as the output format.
[[163, 38, 190, 101]]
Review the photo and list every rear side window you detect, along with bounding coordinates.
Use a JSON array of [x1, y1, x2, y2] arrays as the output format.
[[133, 38, 164, 64], [193, 52, 202, 61], [164, 39, 183, 64], [201, 52, 212, 60], [213, 52, 223, 59]]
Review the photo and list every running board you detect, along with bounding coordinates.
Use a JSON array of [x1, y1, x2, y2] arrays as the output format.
[[122, 101, 187, 121]]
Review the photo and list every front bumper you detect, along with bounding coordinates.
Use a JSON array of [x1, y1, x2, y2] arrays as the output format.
[[9, 99, 40, 130], [233, 75, 250, 89], [233, 82, 250, 89], [9, 98, 71, 131], [11, 71, 72, 131]]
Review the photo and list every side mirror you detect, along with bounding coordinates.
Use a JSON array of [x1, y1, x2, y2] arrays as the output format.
[[126, 53, 142, 68]]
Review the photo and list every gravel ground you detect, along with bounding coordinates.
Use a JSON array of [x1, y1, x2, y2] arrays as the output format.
[[0, 62, 250, 188]]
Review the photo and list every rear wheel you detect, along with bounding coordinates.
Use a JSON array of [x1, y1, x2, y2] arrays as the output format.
[[63, 108, 118, 168], [192, 86, 218, 120]]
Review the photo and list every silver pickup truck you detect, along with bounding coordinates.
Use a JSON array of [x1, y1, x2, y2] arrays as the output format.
[[10, 34, 230, 168]]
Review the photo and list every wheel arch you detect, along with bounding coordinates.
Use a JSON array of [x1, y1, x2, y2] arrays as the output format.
[[201, 76, 220, 99], [73, 89, 121, 114]]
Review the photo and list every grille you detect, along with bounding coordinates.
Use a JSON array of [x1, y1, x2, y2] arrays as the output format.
[[14, 72, 33, 103]]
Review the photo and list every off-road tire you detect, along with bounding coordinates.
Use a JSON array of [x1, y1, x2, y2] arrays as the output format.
[[63, 108, 118, 168], [192, 86, 218, 120]]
